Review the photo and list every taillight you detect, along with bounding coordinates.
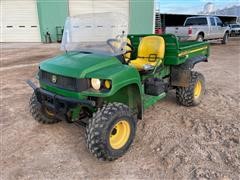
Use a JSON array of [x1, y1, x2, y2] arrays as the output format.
[[188, 27, 192, 35]]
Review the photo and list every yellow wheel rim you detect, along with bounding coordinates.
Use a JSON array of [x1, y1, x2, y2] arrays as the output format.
[[109, 120, 131, 150], [45, 108, 54, 117], [194, 80, 202, 98]]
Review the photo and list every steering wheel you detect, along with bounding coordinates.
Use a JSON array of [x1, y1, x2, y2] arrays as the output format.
[[125, 43, 134, 53], [106, 38, 120, 53], [106, 36, 135, 64]]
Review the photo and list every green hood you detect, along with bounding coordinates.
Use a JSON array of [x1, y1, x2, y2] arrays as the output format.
[[40, 52, 121, 78]]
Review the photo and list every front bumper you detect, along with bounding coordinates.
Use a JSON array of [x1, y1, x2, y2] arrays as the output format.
[[27, 80, 95, 121], [231, 30, 240, 34]]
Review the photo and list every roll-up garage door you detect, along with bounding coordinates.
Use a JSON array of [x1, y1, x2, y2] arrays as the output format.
[[69, 0, 129, 21], [0, 0, 41, 42]]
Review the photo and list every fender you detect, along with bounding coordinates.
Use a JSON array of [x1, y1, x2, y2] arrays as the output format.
[[195, 30, 205, 38], [84, 64, 143, 119], [103, 83, 143, 120], [224, 29, 230, 35], [83, 64, 142, 97], [178, 55, 208, 70], [171, 55, 208, 87]]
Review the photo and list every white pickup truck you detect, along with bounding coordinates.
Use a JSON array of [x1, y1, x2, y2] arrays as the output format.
[[166, 16, 230, 44]]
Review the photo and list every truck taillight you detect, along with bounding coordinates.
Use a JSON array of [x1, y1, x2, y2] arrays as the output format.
[[188, 27, 192, 35]]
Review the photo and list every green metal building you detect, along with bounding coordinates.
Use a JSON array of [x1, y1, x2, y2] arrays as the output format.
[[1, 0, 155, 42]]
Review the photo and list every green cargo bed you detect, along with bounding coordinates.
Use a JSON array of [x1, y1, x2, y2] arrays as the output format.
[[128, 34, 209, 66]]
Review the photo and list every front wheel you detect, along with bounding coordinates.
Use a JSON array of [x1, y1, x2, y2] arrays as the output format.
[[85, 102, 136, 161], [29, 93, 61, 124], [176, 71, 205, 106], [222, 33, 228, 44]]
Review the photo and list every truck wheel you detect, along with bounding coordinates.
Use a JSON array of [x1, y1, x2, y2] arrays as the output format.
[[176, 71, 205, 106], [196, 34, 204, 42], [222, 33, 228, 44], [85, 102, 136, 161], [29, 93, 61, 124]]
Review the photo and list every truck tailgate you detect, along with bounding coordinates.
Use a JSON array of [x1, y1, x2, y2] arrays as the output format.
[[165, 26, 189, 36]]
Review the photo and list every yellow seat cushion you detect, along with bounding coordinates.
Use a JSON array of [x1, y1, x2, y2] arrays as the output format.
[[130, 58, 163, 70], [130, 36, 165, 71]]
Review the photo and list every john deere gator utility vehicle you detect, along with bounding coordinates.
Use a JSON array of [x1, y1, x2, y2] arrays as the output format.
[[27, 13, 209, 160]]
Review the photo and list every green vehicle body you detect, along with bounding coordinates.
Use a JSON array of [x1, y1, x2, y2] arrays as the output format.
[[36, 34, 209, 121]]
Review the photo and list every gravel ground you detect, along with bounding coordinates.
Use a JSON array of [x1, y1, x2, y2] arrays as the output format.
[[0, 39, 240, 179]]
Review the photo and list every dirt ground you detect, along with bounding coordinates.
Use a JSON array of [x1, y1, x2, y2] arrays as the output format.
[[0, 39, 239, 180]]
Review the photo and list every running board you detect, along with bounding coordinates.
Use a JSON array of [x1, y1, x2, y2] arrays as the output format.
[[143, 92, 166, 110]]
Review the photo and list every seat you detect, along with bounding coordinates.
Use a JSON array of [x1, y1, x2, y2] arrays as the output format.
[[130, 36, 165, 71]]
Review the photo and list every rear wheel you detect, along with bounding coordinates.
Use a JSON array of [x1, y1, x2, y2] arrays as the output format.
[[85, 102, 136, 161], [29, 93, 61, 124], [196, 34, 204, 42], [176, 71, 205, 106], [222, 33, 228, 44]]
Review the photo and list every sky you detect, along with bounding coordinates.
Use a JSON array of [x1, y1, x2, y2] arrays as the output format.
[[157, 0, 240, 14]]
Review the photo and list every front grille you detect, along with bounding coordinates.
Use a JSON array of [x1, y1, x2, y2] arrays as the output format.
[[39, 70, 89, 92]]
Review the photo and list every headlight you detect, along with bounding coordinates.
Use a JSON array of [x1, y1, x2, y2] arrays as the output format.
[[104, 80, 111, 89], [91, 78, 101, 90], [90, 79, 112, 90]]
